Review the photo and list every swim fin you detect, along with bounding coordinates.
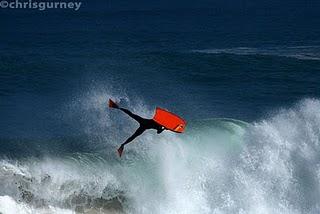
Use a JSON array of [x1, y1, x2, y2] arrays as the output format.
[[117, 145, 124, 157], [109, 99, 119, 108]]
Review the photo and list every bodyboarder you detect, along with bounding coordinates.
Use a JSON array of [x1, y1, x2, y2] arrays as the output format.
[[109, 99, 165, 157]]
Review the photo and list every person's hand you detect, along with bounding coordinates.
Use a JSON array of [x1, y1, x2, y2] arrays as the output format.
[[157, 126, 165, 134]]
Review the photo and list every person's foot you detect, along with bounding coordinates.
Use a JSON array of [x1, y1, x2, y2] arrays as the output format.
[[109, 99, 119, 108], [117, 145, 124, 157]]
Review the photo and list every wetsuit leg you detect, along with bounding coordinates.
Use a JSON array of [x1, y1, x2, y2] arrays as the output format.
[[119, 108, 144, 124], [122, 126, 146, 146], [118, 126, 146, 157]]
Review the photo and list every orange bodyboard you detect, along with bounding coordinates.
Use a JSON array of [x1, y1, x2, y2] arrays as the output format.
[[152, 107, 186, 133]]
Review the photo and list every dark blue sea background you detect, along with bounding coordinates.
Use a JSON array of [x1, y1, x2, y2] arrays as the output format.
[[1, 1, 320, 139]]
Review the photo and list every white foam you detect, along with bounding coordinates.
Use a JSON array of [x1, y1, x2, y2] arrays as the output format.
[[1, 98, 320, 213], [0, 196, 73, 214], [193, 45, 320, 61]]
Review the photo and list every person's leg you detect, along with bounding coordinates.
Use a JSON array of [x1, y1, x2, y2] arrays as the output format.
[[122, 126, 145, 146], [109, 99, 144, 123], [119, 107, 144, 123], [117, 127, 146, 157]]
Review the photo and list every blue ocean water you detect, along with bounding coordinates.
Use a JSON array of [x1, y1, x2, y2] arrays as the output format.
[[1, 4, 320, 213]]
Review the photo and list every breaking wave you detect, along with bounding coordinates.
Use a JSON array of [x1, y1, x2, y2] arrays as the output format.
[[1, 97, 320, 214]]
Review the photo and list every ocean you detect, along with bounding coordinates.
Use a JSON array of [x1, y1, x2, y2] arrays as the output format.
[[1, 5, 320, 214]]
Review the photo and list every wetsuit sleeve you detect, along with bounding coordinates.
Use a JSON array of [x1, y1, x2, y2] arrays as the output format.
[[119, 108, 144, 124], [122, 127, 146, 146]]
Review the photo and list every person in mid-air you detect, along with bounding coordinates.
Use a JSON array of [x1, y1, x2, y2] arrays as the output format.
[[109, 99, 166, 157]]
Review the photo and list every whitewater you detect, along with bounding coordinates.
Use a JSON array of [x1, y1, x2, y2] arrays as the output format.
[[0, 94, 320, 214]]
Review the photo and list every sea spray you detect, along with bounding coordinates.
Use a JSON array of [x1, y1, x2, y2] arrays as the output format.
[[0, 99, 320, 213]]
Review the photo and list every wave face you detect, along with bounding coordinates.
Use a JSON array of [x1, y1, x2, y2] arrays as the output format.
[[1, 98, 320, 213]]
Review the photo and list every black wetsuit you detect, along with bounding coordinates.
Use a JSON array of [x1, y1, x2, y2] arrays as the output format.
[[119, 108, 164, 147]]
